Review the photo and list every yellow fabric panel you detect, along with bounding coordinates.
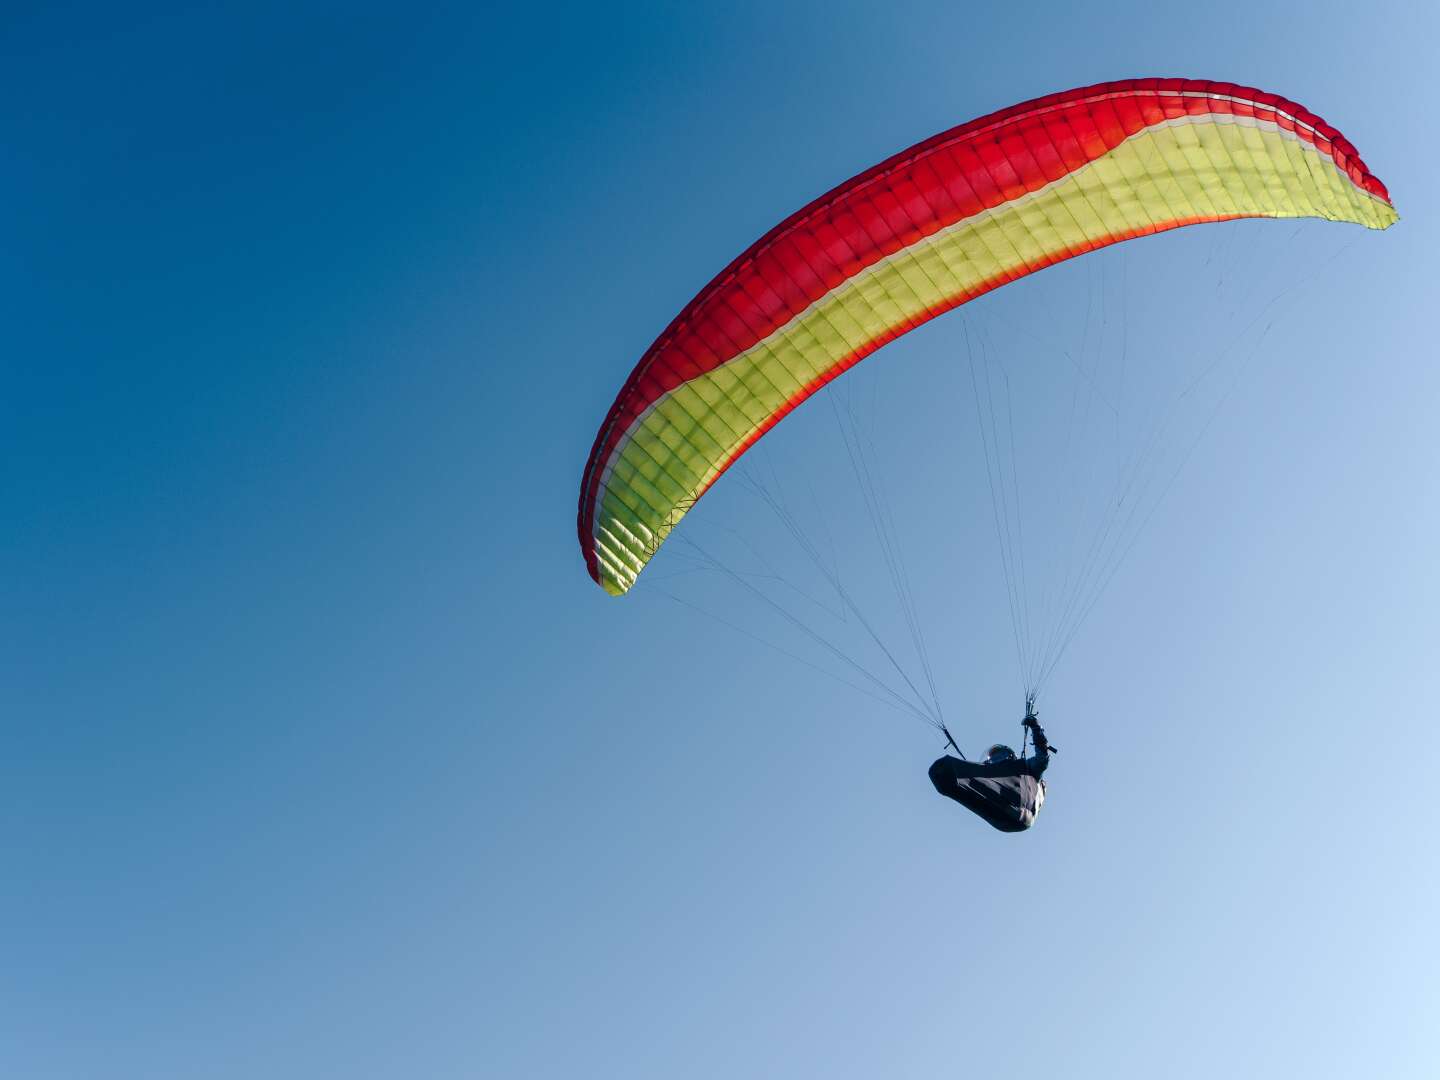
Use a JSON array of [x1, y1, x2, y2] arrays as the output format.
[[592, 117, 1395, 594]]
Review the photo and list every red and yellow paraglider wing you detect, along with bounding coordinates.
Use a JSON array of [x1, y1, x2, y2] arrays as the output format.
[[578, 78, 1395, 596]]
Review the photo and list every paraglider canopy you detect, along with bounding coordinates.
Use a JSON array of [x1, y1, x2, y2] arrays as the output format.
[[577, 78, 1395, 598]]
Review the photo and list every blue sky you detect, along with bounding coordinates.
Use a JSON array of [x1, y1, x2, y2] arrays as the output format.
[[4, 3, 1437, 1077]]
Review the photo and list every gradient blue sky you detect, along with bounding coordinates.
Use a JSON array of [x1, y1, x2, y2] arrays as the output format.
[[5, 3, 1437, 1077]]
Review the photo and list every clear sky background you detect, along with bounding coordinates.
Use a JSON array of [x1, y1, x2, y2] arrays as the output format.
[[5, 3, 1437, 1077]]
